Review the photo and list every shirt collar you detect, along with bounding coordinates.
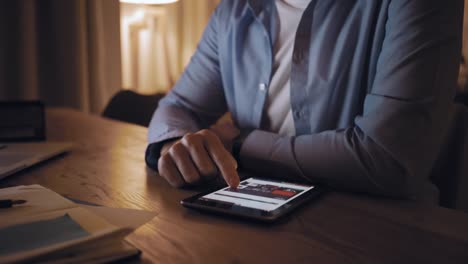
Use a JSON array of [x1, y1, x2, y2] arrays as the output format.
[[247, 0, 267, 16], [246, 0, 278, 47]]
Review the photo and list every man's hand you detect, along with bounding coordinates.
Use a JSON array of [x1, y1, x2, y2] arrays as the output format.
[[158, 128, 240, 188]]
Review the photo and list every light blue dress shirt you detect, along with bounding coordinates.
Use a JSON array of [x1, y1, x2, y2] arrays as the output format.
[[148, 0, 463, 202]]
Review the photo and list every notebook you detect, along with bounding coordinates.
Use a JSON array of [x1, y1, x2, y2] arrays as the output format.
[[0, 142, 73, 180], [0, 184, 157, 263]]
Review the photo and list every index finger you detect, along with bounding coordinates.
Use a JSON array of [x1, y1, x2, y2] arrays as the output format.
[[200, 130, 240, 188]]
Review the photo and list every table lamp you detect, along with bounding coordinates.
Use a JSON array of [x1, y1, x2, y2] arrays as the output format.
[[120, 0, 177, 93], [120, 0, 178, 4]]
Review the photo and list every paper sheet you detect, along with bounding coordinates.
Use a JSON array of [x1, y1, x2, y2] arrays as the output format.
[[80, 205, 157, 230], [0, 185, 75, 224]]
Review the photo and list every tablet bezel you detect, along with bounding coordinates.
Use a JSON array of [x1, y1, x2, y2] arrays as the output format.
[[180, 178, 323, 222]]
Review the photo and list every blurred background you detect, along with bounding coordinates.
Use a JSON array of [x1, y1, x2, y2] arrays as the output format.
[[0, 0, 466, 115], [0, 0, 218, 114]]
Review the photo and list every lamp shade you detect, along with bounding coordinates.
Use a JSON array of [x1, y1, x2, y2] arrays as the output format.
[[120, 0, 178, 4]]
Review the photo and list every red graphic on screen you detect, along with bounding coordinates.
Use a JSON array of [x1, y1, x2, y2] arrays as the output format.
[[226, 181, 303, 201]]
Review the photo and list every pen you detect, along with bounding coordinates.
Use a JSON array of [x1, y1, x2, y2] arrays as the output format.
[[0, 199, 27, 208]]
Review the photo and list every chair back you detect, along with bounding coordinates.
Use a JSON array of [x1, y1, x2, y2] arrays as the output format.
[[102, 90, 165, 127]]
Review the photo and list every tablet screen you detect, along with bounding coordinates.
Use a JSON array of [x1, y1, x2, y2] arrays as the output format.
[[199, 178, 315, 212]]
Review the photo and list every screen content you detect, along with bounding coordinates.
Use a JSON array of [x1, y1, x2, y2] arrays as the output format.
[[200, 178, 315, 211]]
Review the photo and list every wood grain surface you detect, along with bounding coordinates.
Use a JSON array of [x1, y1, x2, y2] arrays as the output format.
[[1, 108, 468, 264]]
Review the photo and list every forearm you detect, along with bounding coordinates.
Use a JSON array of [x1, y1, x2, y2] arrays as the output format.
[[239, 128, 410, 197], [147, 2, 227, 154], [146, 101, 237, 170]]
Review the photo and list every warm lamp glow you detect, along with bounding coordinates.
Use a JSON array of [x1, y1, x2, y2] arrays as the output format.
[[120, 0, 178, 4]]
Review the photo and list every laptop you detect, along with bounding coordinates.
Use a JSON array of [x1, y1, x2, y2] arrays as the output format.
[[0, 101, 73, 179], [0, 142, 73, 180]]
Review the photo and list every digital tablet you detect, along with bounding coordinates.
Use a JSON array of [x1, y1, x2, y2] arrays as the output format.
[[181, 177, 322, 222]]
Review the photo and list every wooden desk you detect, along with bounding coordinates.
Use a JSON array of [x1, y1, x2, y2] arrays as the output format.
[[2, 108, 468, 263]]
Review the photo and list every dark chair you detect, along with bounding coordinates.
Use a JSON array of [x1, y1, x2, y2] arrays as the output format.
[[455, 92, 468, 107], [431, 104, 468, 212], [102, 90, 165, 127]]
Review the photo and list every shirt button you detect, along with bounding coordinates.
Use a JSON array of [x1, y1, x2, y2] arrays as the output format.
[[294, 110, 301, 118], [259, 83, 266, 92]]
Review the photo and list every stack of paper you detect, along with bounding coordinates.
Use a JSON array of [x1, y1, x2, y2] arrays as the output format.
[[0, 185, 156, 263]]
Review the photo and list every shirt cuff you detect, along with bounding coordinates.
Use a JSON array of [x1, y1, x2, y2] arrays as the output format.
[[145, 129, 188, 171]]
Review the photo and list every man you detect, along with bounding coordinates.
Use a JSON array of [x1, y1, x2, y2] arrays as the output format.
[[146, 0, 463, 203]]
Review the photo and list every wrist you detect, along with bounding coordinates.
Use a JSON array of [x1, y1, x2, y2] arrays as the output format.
[[209, 121, 240, 151]]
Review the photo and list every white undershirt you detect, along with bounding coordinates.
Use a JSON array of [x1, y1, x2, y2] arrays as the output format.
[[263, 0, 310, 136]]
